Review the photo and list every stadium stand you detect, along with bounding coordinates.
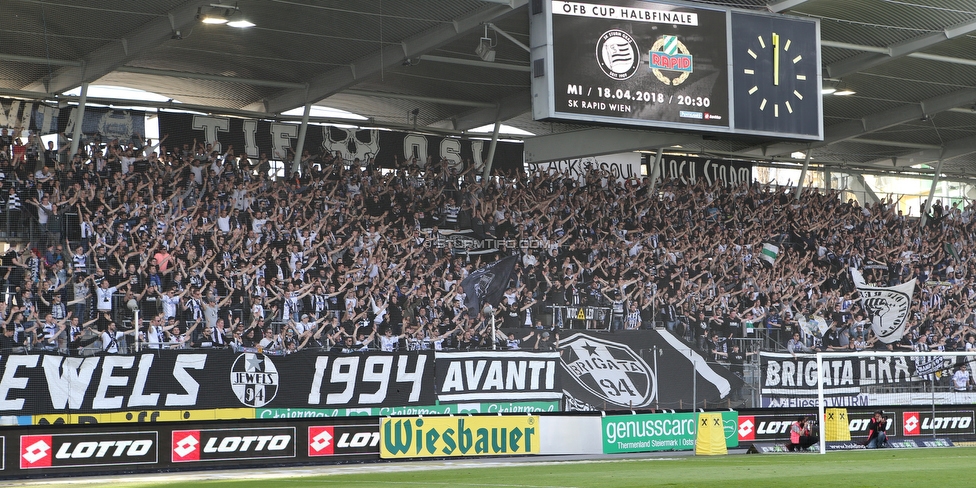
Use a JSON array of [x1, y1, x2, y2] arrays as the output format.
[[0, 128, 972, 365]]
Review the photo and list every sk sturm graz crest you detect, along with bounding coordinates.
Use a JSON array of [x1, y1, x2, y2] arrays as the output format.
[[230, 353, 279, 407], [596, 30, 640, 80], [559, 333, 655, 408]]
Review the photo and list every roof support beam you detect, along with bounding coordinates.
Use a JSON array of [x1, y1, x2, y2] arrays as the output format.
[[822, 40, 976, 69], [826, 18, 976, 78], [264, 1, 528, 114], [452, 90, 529, 131], [0, 54, 82, 67], [340, 89, 495, 108], [22, 1, 210, 94], [864, 134, 976, 167], [920, 155, 946, 228], [847, 173, 881, 205], [737, 88, 976, 158], [850, 138, 941, 150], [524, 129, 701, 164], [418, 54, 530, 72], [768, 0, 812, 13], [115, 67, 306, 89]]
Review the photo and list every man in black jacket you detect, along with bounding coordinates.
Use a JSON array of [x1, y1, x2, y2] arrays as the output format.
[[865, 410, 889, 448]]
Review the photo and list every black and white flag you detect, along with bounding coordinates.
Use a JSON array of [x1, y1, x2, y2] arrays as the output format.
[[461, 256, 518, 315], [851, 268, 915, 343]]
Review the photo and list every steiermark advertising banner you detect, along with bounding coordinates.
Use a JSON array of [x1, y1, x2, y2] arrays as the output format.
[[602, 411, 738, 453], [255, 401, 559, 419]]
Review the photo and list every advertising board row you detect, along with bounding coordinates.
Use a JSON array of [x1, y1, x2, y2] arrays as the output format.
[[735, 407, 976, 442], [15, 402, 559, 427], [0, 331, 741, 422], [0, 409, 744, 477], [3, 406, 972, 477], [3, 419, 382, 476]]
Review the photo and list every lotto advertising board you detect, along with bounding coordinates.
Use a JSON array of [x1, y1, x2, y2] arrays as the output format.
[[602, 411, 738, 454], [379, 416, 540, 459], [0, 417, 383, 478], [735, 407, 975, 444]]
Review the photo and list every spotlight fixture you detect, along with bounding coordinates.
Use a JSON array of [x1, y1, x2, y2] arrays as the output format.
[[200, 12, 228, 24], [475, 25, 496, 62], [198, 2, 254, 28], [228, 19, 255, 28], [822, 78, 855, 96]]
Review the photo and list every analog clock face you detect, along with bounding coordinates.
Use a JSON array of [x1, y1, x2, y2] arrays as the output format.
[[731, 12, 822, 138]]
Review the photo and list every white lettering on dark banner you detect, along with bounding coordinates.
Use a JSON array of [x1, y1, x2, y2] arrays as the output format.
[[306, 355, 427, 405], [761, 352, 915, 392], [535, 153, 640, 184], [337, 432, 380, 448], [1, 353, 205, 413], [649, 156, 752, 187], [173, 427, 296, 462], [21, 432, 158, 469], [435, 352, 561, 402]]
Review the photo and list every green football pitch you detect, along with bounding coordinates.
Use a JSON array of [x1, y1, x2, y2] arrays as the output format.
[[106, 447, 973, 488]]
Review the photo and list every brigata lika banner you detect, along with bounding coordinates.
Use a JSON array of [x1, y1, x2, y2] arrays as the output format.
[[434, 351, 561, 403], [0, 351, 434, 416], [759, 351, 958, 408], [380, 415, 540, 459], [602, 411, 738, 454]]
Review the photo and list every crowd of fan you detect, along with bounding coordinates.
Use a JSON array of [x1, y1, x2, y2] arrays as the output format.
[[1, 125, 976, 359]]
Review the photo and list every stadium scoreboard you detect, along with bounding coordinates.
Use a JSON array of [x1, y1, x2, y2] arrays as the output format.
[[530, 0, 823, 141]]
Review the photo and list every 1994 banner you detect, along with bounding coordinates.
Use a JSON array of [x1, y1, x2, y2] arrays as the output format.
[[0, 351, 434, 415]]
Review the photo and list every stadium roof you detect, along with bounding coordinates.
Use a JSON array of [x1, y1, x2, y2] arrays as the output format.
[[4, 0, 976, 177]]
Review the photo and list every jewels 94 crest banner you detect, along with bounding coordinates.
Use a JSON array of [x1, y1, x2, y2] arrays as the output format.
[[0, 351, 435, 416]]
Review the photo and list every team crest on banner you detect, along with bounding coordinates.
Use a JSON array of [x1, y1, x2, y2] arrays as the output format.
[[559, 333, 655, 408], [230, 353, 279, 407], [850, 268, 915, 343]]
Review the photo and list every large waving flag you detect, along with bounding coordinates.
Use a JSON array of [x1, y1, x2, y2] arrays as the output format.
[[850, 268, 915, 343], [461, 256, 518, 316]]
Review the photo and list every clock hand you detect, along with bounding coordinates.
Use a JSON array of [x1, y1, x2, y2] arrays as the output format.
[[772, 33, 780, 86]]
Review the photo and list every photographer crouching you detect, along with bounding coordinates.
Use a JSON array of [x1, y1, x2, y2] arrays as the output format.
[[788, 415, 820, 452], [865, 410, 889, 448]]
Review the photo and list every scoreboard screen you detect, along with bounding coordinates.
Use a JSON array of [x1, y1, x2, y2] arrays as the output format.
[[530, 0, 823, 141]]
